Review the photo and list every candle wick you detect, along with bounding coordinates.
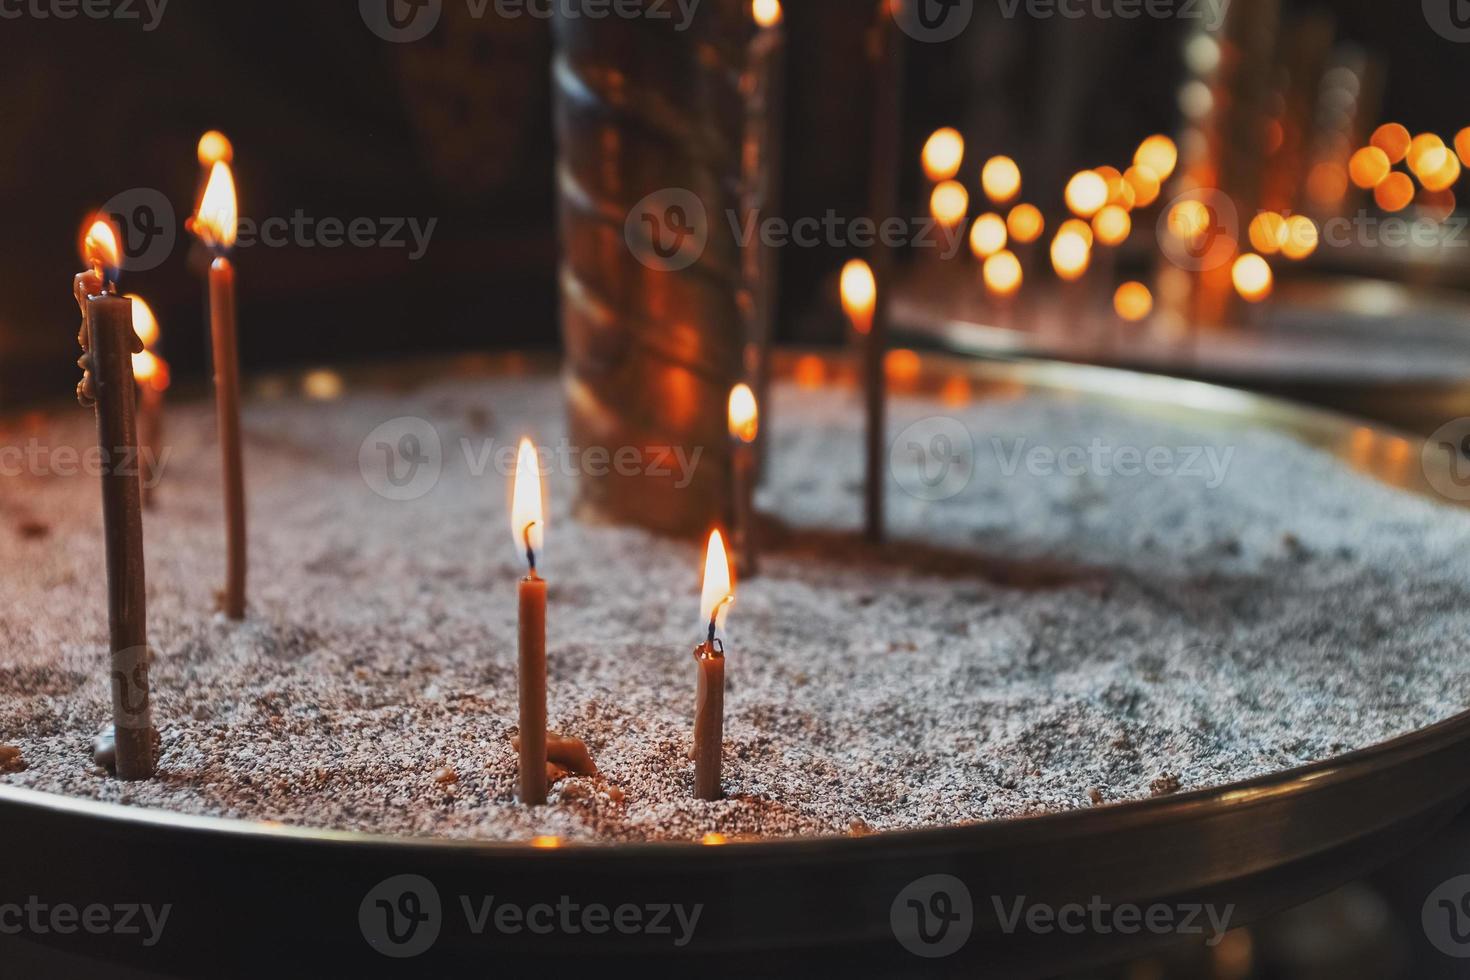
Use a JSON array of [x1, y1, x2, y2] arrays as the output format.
[[523, 521, 539, 573], [706, 594, 734, 648]]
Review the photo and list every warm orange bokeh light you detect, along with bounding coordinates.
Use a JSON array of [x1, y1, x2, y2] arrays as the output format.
[[728, 384, 759, 444], [1124, 166, 1162, 208], [1006, 203, 1044, 244], [1065, 170, 1109, 218], [700, 530, 734, 635], [840, 259, 877, 334], [1248, 212, 1288, 255], [1348, 146, 1391, 189], [794, 355, 825, 389], [885, 349, 922, 384], [1167, 200, 1211, 244], [1051, 230, 1091, 281], [1281, 215, 1318, 260], [530, 836, 562, 849], [1407, 133, 1446, 177], [131, 349, 171, 391], [128, 295, 160, 348], [511, 438, 546, 563], [1134, 135, 1178, 182], [1375, 171, 1415, 212], [1113, 282, 1153, 322], [1371, 123, 1412, 164], [921, 127, 964, 183], [1457, 128, 1470, 168], [930, 180, 969, 228], [197, 130, 234, 167], [1232, 254, 1273, 303], [968, 213, 1008, 259], [1420, 149, 1462, 193], [982, 249, 1022, 297], [981, 156, 1021, 205], [752, 0, 782, 28], [702, 832, 729, 846], [1419, 187, 1457, 222], [193, 161, 239, 250], [1092, 205, 1131, 246], [82, 218, 121, 273]]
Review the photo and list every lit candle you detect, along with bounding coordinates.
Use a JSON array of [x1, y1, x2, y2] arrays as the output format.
[[191, 160, 248, 620], [728, 384, 760, 577], [74, 219, 154, 781], [840, 259, 882, 541], [693, 530, 734, 801], [128, 297, 169, 509], [511, 438, 548, 806], [742, 0, 785, 463]]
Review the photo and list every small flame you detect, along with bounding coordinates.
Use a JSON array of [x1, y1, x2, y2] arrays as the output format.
[[921, 127, 965, 183], [131, 349, 171, 391], [840, 259, 877, 333], [83, 218, 121, 276], [193, 161, 238, 250], [511, 438, 545, 569], [197, 130, 234, 167], [752, 0, 782, 28], [700, 530, 734, 639], [128, 295, 160, 349], [728, 384, 759, 444]]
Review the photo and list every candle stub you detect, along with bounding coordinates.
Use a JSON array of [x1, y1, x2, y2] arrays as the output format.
[[692, 530, 734, 801], [512, 439, 549, 805]]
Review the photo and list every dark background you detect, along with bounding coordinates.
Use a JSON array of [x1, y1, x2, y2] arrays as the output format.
[[0, 0, 1464, 409]]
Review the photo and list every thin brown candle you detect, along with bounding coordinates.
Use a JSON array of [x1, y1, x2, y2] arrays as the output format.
[[840, 259, 880, 532], [511, 438, 548, 806], [693, 530, 734, 801], [75, 221, 155, 781], [192, 160, 248, 620], [727, 384, 759, 578]]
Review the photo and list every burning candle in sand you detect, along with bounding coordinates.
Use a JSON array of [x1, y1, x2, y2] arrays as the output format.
[[191, 159, 247, 620], [74, 218, 155, 781], [128, 297, 169, 509], [728, 383, 760, 577], [693, 529, 734, 801], [841, 259, 883, 542], [511, 438, 548, 806]]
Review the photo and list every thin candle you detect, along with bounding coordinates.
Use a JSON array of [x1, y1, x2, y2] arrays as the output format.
[[728, 384, 760, 577], [191, 160, 247, 620], [74, 219, 154, 781], [693, 530, 734, 801], [511, 438, 548, 806], [841, 259, 882, 541]]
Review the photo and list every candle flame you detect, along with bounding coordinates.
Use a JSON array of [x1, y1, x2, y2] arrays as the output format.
[[193, 161, 238, 250], [128, 295, 160, 349], [511, 438, 545, 570], [921, 127, 965, 183], [728, 384, 759, 444], [752, 0, 782, 27], [131, 349, 171, 391], [197, 130, 234, 167], [83, 218, 121, 277], [840, 259, 877, 333], [700, 530, 734, 640]]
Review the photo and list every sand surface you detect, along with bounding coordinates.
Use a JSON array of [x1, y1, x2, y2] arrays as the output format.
[[2, 371, 1469, 843]]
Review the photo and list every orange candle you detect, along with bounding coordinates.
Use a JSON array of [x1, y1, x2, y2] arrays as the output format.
[[192, 160, 248, 620], [840, 260, 882, 542], [511, 439, 548, 805], [728, 384, 759, 577], [693, 530, 735, 801]]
